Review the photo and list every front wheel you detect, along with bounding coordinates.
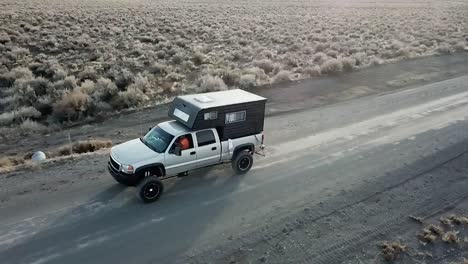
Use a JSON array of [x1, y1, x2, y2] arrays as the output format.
[[137, 176, 164, 203], [232, 151, 253, 175]]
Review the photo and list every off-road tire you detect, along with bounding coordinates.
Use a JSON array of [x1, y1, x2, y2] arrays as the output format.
[[137, 176, 164, 203], [232, 151, 253, 175]]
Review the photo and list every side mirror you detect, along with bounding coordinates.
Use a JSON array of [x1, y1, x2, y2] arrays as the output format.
[[148, 127, 152, 132]]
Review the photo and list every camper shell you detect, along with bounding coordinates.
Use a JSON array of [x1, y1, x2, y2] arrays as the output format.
[[168, 89, 267, 141]]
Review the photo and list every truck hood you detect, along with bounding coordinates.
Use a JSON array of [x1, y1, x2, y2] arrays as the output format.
[[111, 138, 159, 165]]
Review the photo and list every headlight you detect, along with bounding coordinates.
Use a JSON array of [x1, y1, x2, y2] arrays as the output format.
[[121, 164, 134, 174]]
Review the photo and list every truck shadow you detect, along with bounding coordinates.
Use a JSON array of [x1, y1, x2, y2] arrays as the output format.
[[1, 165, 243, 264]]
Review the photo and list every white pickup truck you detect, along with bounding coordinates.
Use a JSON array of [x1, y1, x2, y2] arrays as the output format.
[[108, 89, 267, 203]]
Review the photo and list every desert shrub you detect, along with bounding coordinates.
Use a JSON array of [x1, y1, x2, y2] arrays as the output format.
[[34, 95, 54, 116], [77, 80, 96, 95], [243, 67, 269, 84], [0, 34, 10, 44], [326, 50, 338, 58], [239, 74, 257, 89], [171, 53, 184, 65], [107, 67, 134, 90], [51, 139, 112, 157], [395, 48, 411, 58], [148, 63, 168, 76], [303, 66, 321, 77], [380, 242, 406, 261], [253, 59, 276, 74], [272, 70, 292, 84], [52, 89, 91, 122], [260, 50, 274, 59], [218, 69, 241, 87], [321, 59, 343, 74], [193, 52, 207, 65], [53, 76, 77, 92], [131, 73, 152, 93], [27, 77, 51, 97], [20, 119, 48, 132], [93, 77, 118, 101], [454, 42, 466, 51], [156, 50, 166, 59], [1, 67, 34, 87], [341, 57, 356, 72], [312, 52, 328, 65], [78, 67, 98, 82], [71, 139, 112, 154], [0, 156, 25, 168], [0, 106, 41, 126], [315, 42, 330, 52], [197, 75, 227, 92], [52, 67, 67, 82], [111, 87, 149, 110], [351, 52, 368, 66], [165, 72, 185, 82]]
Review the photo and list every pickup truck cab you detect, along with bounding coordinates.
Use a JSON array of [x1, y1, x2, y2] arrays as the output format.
[[108, 89, 267, 203]]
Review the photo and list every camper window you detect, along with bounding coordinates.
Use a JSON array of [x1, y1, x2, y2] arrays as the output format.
[[204, 111, 218, 120], [225, 111, 246, 124]]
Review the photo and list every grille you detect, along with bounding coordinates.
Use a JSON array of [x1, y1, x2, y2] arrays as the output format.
[[110, 156, 120, 171]]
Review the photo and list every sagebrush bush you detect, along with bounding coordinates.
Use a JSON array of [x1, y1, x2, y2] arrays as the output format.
[[239, 74, 257, 89], [303, 66, 321, 77], [253, 59, 276, 74], [197, 75, 227, 92], [312, 52, 328, 65], [53, 89, 90, 122], [0, 106, 41, 126], [111, 87, 149, 110], [272, 70, 292, 84], [93, 77, 118, 101], [20, 119, 48, 132], [341, 57, 356, 72], [321, 59, 343, 74]]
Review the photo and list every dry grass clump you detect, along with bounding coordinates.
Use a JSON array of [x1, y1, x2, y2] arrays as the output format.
[[0, 0, 467, 127], [0, 156, 25, 168], [419, 224, 445, 243], [53, 139, 112, 156], [380, 241, 407, 261], [19, 119, 48, 132], [0, 139, 112, 169], [442, 230, 460, 244]]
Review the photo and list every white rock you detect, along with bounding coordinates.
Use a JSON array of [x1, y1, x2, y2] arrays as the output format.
[[31, 151, 47, 162]]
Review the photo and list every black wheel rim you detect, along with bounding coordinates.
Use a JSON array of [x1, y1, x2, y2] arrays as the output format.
[[143, 183, 160, 199], [239, 157, 251, 170]]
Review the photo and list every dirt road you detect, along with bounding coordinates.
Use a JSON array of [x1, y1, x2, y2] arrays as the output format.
[[1, 57, 468, 263]]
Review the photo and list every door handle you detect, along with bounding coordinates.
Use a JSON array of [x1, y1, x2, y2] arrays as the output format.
[[190, 151, 196, 155], [211, 147, 217, 151]]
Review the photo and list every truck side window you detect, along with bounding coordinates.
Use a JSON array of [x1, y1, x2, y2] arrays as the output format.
[[196, 130, 216, 147], [171, 134, 193, 151]]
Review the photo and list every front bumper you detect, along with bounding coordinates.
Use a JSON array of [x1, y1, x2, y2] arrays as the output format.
[[107, 162, 139, 186]]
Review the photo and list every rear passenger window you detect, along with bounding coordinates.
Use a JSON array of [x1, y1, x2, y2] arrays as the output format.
[[196, 130, 216, 147]]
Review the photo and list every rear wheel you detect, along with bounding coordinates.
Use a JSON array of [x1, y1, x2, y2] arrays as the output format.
[[137, 176, 164, 203], [232, 151, 253, 175]]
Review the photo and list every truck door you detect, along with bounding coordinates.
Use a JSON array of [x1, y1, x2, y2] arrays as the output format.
[[195, 129, 221, 168], [165, 133, 198, 175]]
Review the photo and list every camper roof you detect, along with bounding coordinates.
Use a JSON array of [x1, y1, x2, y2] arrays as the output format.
[[176, 89, 266, 110]]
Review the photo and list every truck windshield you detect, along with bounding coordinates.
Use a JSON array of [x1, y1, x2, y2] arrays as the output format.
[[141, 126, 174, 153]]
